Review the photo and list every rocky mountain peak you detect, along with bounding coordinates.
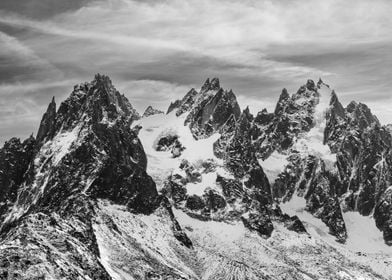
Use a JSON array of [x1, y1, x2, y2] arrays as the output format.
[[185, 81, 241, 139], [241, 106, 252, 122], [173, 88, 199, 116], [142, 106, 164, 117], [347, 101, 380, 129], [306, 79, 316, 91], [36, 96, 56, 144], [201, 77, 220, 92], [274, 88, 290, 114], [56, 74, 140, 132]]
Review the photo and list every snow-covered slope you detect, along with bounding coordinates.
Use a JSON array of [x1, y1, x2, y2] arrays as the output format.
[[133, 112, 223, 189], [90, 198, 392, 280]]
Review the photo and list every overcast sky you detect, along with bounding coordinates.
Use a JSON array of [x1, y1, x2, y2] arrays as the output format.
[[0, 0, 392, 144]]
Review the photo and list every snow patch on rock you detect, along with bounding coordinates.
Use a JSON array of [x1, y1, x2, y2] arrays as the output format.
[[259, 151, 288, 182]]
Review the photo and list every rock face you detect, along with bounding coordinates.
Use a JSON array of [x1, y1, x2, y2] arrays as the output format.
[[375, 187, 392, 245], [155, 135, 185, 158], [142, 105, 164, 117], [184, 78, 241, 139], [255, 80, 319, 159], [323, 91, 392, 244], [166, 78, 241, 139], [0, 74, 190, 279], [274, 153, 347, 242], [166, 99, 182, 114], [0, 136, 36, 225]]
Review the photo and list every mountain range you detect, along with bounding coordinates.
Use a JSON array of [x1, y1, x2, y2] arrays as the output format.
[[0, 74, 391, 279]]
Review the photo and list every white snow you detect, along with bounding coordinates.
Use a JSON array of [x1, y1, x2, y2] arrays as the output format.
[[186, 172, 219, 196], [134, 112, 221, 189], [259, 151, 288, 182], [343, 212, 391, 254], [45, 124, 83, 166], [281, 194, 392, 255], [280, 195, 333, 239], [174, 208, 246, 243]]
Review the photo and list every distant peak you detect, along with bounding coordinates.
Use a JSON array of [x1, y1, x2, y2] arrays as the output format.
[[93, 73, 113, 88], [329, 90, 345, 118], [201, 77, 220, 92], [280, 88, 289, 99], [330, 90, 338, 101], [36, 95, 57, 143], [346, 101, 358, 113], [306, 79, 316, 91], [210, 77, 220, 89], [241, 106, 252, 120], [143, 106, 164, 117], [317, 78, 330, 89]]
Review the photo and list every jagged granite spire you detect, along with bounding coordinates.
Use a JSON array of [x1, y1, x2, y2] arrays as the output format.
[[0, 74, 193, 279], [185, 86, 241, 139], [201, 77, 220, 92], [274, 88, 289, 115], [142, 106, 164, 117], [0, 136, 36, 225], [36, 96, 56, 144], [166, 99, 181, 114]]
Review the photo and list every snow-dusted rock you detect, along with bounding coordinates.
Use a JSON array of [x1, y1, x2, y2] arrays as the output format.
[[184, 78, 241, 139], [142, 105, 164, 117]]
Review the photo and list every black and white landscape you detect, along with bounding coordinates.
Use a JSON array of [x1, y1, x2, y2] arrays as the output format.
[[0, 74, 391, 279], [1, 1, 392, 279]]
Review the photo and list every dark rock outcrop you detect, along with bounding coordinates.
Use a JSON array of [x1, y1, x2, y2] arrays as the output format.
[[375, 187, 392, 245], [142, 105, 164, 117], [0, 136, 36, 225], [36, 97, 56, 144], [216, 108, 272, 206], [241, 207, 273, 238], [182, 78, 241, 139], [323, 91, 392, 243], [166, 99, 181, 114], [155, 135, 185, 158], [186, 88, 241, 139], [274, 153, 347, 242]]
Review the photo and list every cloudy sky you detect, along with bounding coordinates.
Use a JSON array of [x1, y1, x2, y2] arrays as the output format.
[[0, 0, 392, 144]]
